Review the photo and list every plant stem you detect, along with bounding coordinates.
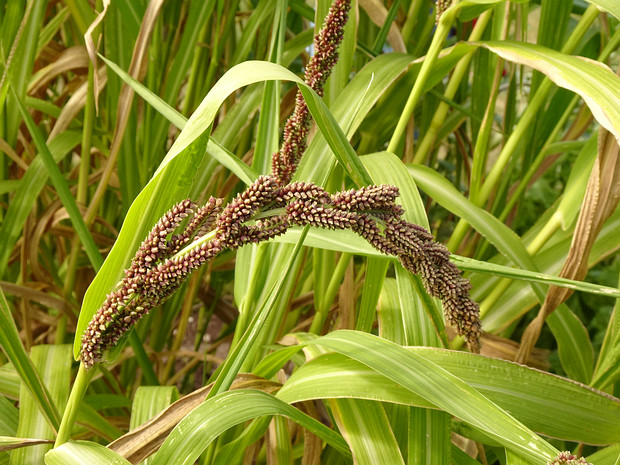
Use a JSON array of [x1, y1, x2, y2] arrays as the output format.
[[400, 0, 423, 46], [129, 332, 160, 385], [54, 363, 95, 447], [310, 252, 352, 334], [162, 272, 201, 381], [387, 6, 458, 155], [447, 4, 599, 250], [412, 9, 492, 164]]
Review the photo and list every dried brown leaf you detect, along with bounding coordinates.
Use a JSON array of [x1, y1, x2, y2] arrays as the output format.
[[518, 105, 620, 364], [107, 374, 281, 464], [358, 0, 406, 52]]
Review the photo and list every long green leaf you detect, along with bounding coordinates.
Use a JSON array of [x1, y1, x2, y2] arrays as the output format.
[[477, 40, 620, 145], [11, 87, 103, 270], [273, 228, 620, 299], [150, 390, 350, 465], [585, 0, 620, 21], [98, 53, 258, 185], [12, 345, 71, 465], [45, 440, 132, 465], [331, 399, 404, 465], [0, 131, 81, 279], [0, 289, 60, 432], [301, 330, 559, 463], [278, 348, 620, 445]]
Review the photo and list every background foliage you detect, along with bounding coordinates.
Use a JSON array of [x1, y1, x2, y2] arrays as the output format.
[[1, 0, 620, 464]]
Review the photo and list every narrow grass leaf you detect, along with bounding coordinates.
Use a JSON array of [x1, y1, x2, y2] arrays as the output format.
[[0, 437, 53, 453], [129, 386, 178, 464], [409, 408, 451, 465], [252, 345, 304, 379], [587, 442, 620, 465], [304, 331, 559, 462], [211, 417, 272, 465], [231, 0, 275, 66], [130, 386, 179, 430], [150, 390, 350, 465], [0, 131, 81, 278], [11, 88, 103, 269], [452, 256, 620, 298], [592, 274, 620, 389], [505, 449, 538, 465], [0, 397, 18, 436], [586, 0, 620, 21], [478, 41, 620, 145], [99, 53, 257, 185], [331, 399, 404, 465], [11, 345, 71, 465], [479, 209, 620, 332], [356, 257, 390, 332], [0, 365, 20, 400], [546, 306, 594, 384], [278, 348, 620, 445], [452, 444, 483, 465], [0, 289, 60, 432], [269, 415, 293, 465], [45, 440, 132, 465], [75, 403, 123, 442], [274, 228, 619, 299], [408, 164, 530, 267], [2, 0, 47, 139]]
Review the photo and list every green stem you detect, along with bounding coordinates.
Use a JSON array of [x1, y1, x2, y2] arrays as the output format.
[[232, 243, 270, 348], [413, 9, 492, 164], [468, 2, 510, 202], [129, 332, 160, 385], [400, 0, 423, 46], [309, 252, 352, 334], [173, 229, 218, 260], [54, 363, 95, 447], [447, 4, 599, 250], [387, 6, 459, 155]]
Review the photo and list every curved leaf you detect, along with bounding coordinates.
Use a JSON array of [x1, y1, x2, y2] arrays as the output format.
[[300, 330, 559, 463], [478, 40, 620, 145], [150, 390, 350, 465], [277, 349, 620, 445], [45, 441, 131, 465]]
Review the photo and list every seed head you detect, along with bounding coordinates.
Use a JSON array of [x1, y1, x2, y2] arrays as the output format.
[[548, 452, 591, 465]]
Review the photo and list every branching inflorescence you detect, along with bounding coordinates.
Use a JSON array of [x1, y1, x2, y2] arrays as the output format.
[[80, 0, 482, 368]]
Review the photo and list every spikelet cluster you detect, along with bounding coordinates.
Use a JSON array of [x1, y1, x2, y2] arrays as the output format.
[[435, 0, 452, 22], [281, 182, 482, 351], [272, 0, 351, 185], [548, 452, 591, 465], [81, 0, 482, 367], [80, 198, 223, 367]]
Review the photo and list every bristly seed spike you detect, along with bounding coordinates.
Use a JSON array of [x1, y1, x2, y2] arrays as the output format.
[[80, 0, 481, 369]]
